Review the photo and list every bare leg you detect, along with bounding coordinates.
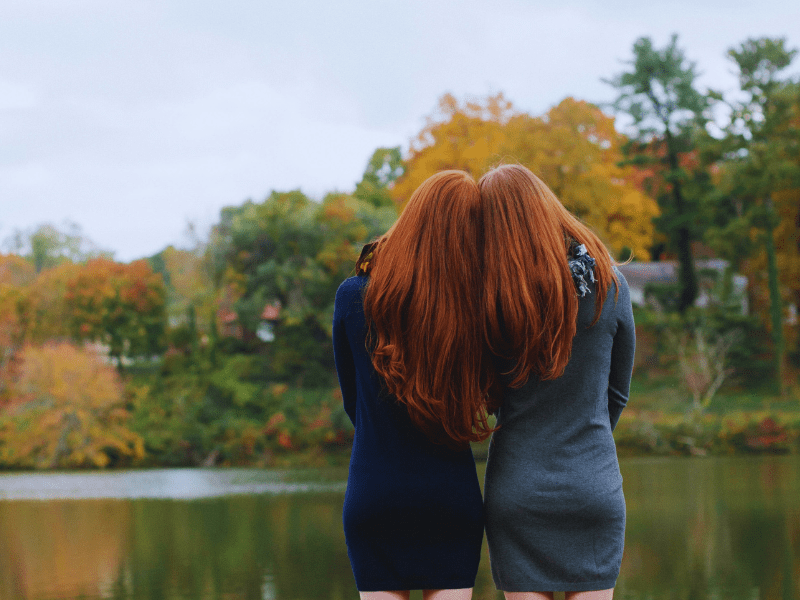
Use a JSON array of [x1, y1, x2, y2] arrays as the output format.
[[423, 588, 474, 600], [360, 592, 411, 600], [504, 592, 554, 600], [565, 589, 613, 600]]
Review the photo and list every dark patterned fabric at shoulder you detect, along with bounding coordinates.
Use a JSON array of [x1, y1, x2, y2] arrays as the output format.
[[568, 240, 596, 298]]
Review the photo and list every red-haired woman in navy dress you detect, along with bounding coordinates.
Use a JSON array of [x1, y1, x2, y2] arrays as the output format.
[[332, 170, 496, 599]]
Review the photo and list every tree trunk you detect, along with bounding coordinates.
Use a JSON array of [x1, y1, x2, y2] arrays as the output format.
[[763, 199, 786, 395], [665, 129, 698, 313]]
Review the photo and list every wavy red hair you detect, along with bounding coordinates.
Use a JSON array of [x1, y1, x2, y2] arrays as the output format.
[[479, 164, 618, 388], [362, 170, 496, 447]]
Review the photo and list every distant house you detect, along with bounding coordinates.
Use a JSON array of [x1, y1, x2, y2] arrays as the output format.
[[256, 303, 281, 342], [217, 297, 281, 342], [616, 259, 748, 313]]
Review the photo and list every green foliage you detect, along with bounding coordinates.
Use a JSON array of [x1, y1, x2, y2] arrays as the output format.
[[606, 34, 710, 311], [3, 222, 109, 273], [635, 303, 773, 395], [353, 147, 404, 209], [614, 412, 800, 457], [704, 37, 800, 392], [605, 35, 708, 139], [206, 188, 393, 387], [65, 259, 168, 363], [127, 350, 353, 467]]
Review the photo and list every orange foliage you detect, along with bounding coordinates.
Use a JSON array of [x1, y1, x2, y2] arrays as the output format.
[[0, 284, 27, 408], [0, 254, 35, 287], [394, 94, 659, 259], [0, 342, 145, 468], [65, 258, 166, 359]]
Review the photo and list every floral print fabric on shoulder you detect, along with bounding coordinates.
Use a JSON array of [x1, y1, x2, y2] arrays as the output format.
[[568, 240, 596, 298]]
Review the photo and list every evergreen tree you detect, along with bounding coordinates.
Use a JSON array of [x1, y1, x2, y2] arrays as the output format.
[[707, 37, 799, 393], [606, 34, 709, 312]]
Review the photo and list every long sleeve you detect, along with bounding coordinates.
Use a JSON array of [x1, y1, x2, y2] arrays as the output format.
[[608, 272, 635, 431], [333, 282, 358, 426]]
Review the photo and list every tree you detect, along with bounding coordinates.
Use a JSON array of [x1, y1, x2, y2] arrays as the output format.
[[606, 34, 710, 311], [353, 147, 404, 209], [64, 258, 167, 365], [707, 37, 799, 392], [3, 222, 109, 273], [0, 254, 36, 287], [0, 342, 144, 468], [504, 98, 660, 260], [207, 189, 393, 384], [392, 93, 512, 202], [394, 93, 659, 259], [150, 245, 216, 332]]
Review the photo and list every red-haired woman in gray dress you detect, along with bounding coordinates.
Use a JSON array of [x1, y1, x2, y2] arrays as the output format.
[[479, 165, 636, 600]]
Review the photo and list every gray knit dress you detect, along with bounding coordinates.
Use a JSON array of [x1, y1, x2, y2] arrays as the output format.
[[484, 266, 635, 592]]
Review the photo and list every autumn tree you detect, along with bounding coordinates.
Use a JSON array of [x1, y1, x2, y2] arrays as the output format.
[[65, 258, 167, 365], [606, 34, 710, 311], [504, 98, 660, 259], [394, 93, 659, 259], [24, 262, 83, 343], [392, 93, 513, 201], [149, 244, 218, 340], [0, 284, 27, 408], [0, 342, 144, 468]]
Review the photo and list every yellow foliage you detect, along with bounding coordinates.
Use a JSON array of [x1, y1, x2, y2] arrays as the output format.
[[161, 246, 217, 330], [394, 94, 660, 260], [0, 254, 35, 287], [25, 262, 83, 342], [0, 342, 145, 468]]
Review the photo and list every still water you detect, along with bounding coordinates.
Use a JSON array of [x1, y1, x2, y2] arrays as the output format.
[[0, 456, 797, 600]]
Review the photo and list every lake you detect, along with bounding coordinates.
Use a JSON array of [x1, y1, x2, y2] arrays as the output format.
[[0, 456, 797, 600]]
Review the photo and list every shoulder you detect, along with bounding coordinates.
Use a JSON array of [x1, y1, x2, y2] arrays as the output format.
[[611, 266, 629, 295], [610, 266, 633, 316], [336, 275, 367, 298], [335, 276, 367, 317]]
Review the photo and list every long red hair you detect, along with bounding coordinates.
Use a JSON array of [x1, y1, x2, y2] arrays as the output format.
[[361, 170, 495, 447], [479, 164, 618, 388]]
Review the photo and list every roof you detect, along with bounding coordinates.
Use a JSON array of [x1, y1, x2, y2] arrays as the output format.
[[617, 259, 731, 290], [261, 303, 280, 321]]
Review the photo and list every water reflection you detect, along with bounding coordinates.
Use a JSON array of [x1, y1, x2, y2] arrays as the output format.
[[0, 457, 796, 600], [617, 456, 799, 600]]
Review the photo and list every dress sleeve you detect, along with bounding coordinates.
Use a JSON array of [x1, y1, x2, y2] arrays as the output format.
[[608, 270, 636, 431], [333, 281, 358, 426]]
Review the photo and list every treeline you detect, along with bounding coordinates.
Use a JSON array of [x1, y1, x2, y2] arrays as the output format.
[[0, 34, 799, 468]]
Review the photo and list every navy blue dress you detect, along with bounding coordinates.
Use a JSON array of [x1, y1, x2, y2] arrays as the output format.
[[332, 275, 484, 591]]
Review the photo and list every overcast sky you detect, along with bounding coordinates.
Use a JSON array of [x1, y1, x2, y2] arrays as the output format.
[[1, 0, 798, 261]]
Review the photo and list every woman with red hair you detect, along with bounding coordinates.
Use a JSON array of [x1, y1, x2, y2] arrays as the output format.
[[332, 170, 495, 598], [479, 164, 636, 600]]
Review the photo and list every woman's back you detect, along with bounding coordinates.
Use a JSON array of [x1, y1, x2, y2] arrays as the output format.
[[334, 274, 485, 591], [333, 167, 492, 594], [483, 268, 635, 591]]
